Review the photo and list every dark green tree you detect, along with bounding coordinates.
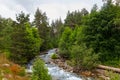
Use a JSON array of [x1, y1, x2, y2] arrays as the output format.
[[91, 4, 98, 13], [70, 44, 99, 70], [64, 10, 82, 28], [10, 12, 41, 64], [16, 11, 29, 24], [33, 8, 51, 51], [81, 8, 89, 16], [83, 1, 120, 64], [59, 27, 72, 58], [0, 17, 13, 52], [50, 18, 63, 47]]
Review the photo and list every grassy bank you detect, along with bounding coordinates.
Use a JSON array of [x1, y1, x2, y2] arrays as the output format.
[[0, 53, 30, 80]]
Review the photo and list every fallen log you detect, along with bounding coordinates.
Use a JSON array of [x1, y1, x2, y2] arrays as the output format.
[[97, 65, 120, 73]]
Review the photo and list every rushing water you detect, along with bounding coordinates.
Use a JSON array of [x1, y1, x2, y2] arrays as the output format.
[[27, 49, 94, 80]]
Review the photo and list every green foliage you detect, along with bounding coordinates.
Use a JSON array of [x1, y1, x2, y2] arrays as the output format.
[[16, 11, 29, 24], [102, 59, 120, 67], [31, 58, 51, 80], [33, 8, 51, 51], [80, 1, 120, 67], [83, 2, 120, 63], [59, 49, 70, 59], [64, 10, 82, 28], [0, 18, 13, 52], [106, 71, 120, 80], [10, 12, 41, 64], [51, 53, 58, 59], [0, 0, 120, 76], [58, 25, 99, 70], [50, 18, 63, 48], [18, 67, 26, 76], [70, 44, 99, 70], [24, 23, 42, 61], [59, 27, 72, 59], [81, 8, 89, 16], [91, 4, 98, 13]]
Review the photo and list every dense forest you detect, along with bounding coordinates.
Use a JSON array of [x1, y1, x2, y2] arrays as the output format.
[[0, 0, 120, 80]]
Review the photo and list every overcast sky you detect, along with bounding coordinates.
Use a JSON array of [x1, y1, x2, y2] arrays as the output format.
[[0, 0, 103, 23]]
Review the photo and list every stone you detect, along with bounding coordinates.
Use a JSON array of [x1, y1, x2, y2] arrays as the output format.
[[2, 64, 10, 67], [2, 78, 8, 80]]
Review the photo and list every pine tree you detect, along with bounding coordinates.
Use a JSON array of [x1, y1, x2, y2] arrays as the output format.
[[33, 8, 51, 50], [50, 18, 63, 47], [91, 4, 98, 13], [31, 58, 51, 80], [64, 10, 83, 28], [10, 12, 41, 64], [83, 1, 120, 62]]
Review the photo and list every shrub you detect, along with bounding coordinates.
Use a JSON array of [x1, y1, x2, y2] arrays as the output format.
[[10, 64, 25, 76], [59, 49, 70, 59], [51, 53, 58, 59], [59, 27, 72, 59], [102, 59, 120, 68], [106, 71, 120, 80], [10, 64, 21, 75], [31, 58, 51, 80], [70, 44, 99, 70], [18, 67, 25, 76]]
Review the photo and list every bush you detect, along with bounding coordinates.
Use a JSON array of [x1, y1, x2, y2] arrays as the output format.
[[59, 49, 70, 59], [18, 67, 26, 76], [70, 44, 99, 70], [59, 27, 72, 59], [31, 58, 51, 80], [106, 71, 120, 80], [10, 64, 25, 76], [51, 53, 58, 59], [103, 60, 120, 68]]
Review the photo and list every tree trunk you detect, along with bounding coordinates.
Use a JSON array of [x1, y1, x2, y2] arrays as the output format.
[[98, 65, 120, 73]]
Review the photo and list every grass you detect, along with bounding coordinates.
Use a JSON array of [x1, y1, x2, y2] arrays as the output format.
[[51, 53, 58, 59], [106, 71, 120, 80], [0, 53, 30, 80]]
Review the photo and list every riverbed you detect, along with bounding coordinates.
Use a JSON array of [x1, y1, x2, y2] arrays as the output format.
[[27, 49, 94, 80]]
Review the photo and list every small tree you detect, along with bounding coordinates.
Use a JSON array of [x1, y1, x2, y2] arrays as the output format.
[[59, 27, 72, 59], [31, 58, 51, 80], [70, 44, 99, 70]]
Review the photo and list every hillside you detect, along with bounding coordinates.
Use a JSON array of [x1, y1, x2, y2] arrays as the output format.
[[0, 53, 29, 80]]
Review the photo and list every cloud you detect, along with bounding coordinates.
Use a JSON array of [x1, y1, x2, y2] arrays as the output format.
[[0, 0, 28, 20], [36, 2, 92, 22], [0, 4, 15, 19], [0, 0, 103, 23]]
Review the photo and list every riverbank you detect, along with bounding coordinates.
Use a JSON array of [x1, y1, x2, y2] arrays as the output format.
[[39, 49, 120, 80], [50, 58, 95, 76], [48, 48, 120, 80], [0, 53, 29, 80], [40, 49, 89, 80], [50, 57, 113, 80]]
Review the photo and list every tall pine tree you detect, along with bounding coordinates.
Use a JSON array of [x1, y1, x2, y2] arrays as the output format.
[[34, 8, 51, 51], [10, 12, 41, 64]]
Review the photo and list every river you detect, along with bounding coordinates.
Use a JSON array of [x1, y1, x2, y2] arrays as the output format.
[[27, 49, 94, 80]]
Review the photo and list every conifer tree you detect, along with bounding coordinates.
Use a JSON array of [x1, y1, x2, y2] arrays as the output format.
[[10, 12, 41, 64], [34, 8, 51, 50]]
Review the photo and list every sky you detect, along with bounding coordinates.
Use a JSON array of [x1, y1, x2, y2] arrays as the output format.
[[0, 0, 103, 23]]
